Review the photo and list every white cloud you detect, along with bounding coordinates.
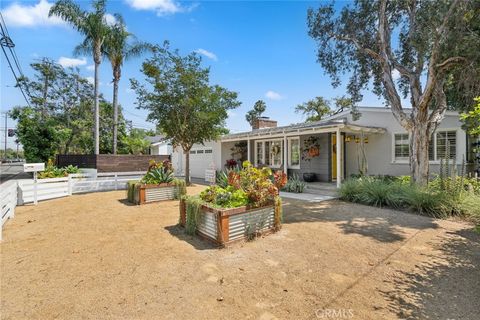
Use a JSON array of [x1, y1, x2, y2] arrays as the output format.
[[86, 77, 94, 84], [104, 13, 116, 26], [1, 0, 66, 27], [125, 0, 185, 15], [86, 65, 95, 71], [392, 69, 401, 81], [58, 57, 87, 68], [195, 48, 217, 61], [265, 90, 284, 101]]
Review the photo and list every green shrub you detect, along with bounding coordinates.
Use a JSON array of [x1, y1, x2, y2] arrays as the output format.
[[403, 188, 452, 218], [282, 174, 306, 193], [184, 196, 203, 235], [142, 167, 174, 184], [172, 178, 187, 199], [127, 180, 140, 204]]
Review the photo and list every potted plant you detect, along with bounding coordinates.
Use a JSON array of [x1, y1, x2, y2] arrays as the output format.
[[179, 161, 287, 246], [301, 136, 320, 182], [127, 160, 186, 204]]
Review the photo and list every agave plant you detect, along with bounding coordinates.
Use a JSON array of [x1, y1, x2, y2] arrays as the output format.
[[142, 167, 174, 184]]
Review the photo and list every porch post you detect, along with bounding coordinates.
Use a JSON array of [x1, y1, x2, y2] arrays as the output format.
[[283, 136, 288, 175], [247, 139, 251, 163], [336, 128, 342, 188]]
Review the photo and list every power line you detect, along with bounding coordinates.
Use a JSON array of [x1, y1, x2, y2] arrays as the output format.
[[0, 12, 31, 107]]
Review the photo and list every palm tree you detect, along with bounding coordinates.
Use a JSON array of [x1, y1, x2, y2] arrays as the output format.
[[49, 0, 110, 155], [103, 14, 151, 154]]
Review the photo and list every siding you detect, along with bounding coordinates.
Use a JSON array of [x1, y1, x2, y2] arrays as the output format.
[[288, 133, 331, 182]]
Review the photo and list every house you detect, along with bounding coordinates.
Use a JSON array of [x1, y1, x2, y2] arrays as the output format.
[[171, 107, 473, 186], [147, 135, 173, 157]]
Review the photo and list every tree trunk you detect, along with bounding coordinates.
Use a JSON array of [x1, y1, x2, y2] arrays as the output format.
[[409, 123, 430, 186], [94, 49, 101, 155], [112, 77, 119, 154], [184, 148, 191, 185]]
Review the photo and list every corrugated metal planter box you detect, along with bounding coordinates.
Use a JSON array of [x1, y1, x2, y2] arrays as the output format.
[[180, 201, 281, 247], [134, 184, 177, 204]]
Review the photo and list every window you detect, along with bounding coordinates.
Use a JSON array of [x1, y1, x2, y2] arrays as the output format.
[[255, 140, 283, 168], [204, 149, 213, 154], [436, 131, 456, 160], [394, 130, 457, 162], [197, 149, 204, 154], [288, 138, 300, 168], [190, 150, 196, 154], [394, 134, 409, 161]]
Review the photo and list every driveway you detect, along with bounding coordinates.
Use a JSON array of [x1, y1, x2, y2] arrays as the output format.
[[1, 187, 479, 319]]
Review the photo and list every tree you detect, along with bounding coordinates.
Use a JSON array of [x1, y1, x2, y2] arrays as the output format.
[[295, 97, 332, 122], [50, 0, 110, 155], [131, 42, 241, 184], [103, 14, 151, 154], [10, 107, 60, 162], [99, 100, 127, 154], [121, 128, 152, 155], [245, 100, 267, 126], [307, 0, 478, 185], [461, 97, 480, 136]]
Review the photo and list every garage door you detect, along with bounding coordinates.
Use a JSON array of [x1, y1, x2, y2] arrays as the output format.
[[189, 148, 214, 178]]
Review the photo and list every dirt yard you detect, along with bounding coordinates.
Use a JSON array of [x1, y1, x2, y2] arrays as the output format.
[[1, 185, 479, 319]]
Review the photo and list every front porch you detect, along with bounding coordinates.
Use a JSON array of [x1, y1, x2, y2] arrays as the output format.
[[220, 119, 385, 187]]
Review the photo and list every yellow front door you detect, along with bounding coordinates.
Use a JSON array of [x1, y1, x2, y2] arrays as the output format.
[[332, 134, 337, 180]]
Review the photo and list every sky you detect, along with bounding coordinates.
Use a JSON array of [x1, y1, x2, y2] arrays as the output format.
[[0, 0, 390, 149]]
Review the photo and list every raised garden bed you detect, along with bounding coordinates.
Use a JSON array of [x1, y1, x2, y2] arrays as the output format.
[[178, 161, 286, 247], [127, 160, 186, 205], [179, 199, 282, 246]]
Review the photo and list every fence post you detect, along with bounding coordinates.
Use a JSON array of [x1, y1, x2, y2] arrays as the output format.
[[33, 172, 38, 205], [68, 175, 72, 195], [114, 173, 118, 190]]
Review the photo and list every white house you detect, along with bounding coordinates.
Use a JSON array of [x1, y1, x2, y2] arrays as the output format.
[[172, 107, 474, 186], [147, 135, 173, 157]]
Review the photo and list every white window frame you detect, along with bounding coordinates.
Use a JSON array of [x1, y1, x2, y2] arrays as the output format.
[[392, 133, 410, 163], [391, 129, 458, 164], [254, 139, 283, 169], [287, 137, 300, 169]]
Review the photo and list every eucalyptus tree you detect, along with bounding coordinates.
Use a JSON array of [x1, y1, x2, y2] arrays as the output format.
[[131, 42, 241, 184], [307, 0, 479, 185], [49, 0, 110, 155], [103, 14, 151, 154]]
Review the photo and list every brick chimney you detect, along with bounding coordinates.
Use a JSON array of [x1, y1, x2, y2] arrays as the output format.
[[252, 116, 277, 130]]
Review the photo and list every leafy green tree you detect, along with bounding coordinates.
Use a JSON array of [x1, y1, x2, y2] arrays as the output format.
[[50, 0, 110, 155], [295, 97, 332, 122], [461, 97, 480, 136], [307, 0, 479, 185], [99, 100, 128, 154], [121, 128, 151, 155], [10, 107, 60, 162], [245, 100, 267, 126], [131, 42, 241, 184], [103, 14, 151, 154]]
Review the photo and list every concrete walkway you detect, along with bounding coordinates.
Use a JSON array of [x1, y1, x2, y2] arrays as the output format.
[[280, 191, 337, 202]]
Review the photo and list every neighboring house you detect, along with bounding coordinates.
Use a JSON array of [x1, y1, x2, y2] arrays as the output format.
[[147, 135, 173, 157], [172, 107, 472, 186]]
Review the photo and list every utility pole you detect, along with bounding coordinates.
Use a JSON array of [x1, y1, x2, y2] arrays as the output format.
[[4, 111, 7, 161]]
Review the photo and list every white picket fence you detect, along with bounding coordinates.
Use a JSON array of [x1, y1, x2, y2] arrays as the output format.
[[17, 171, 146, 205], [1, 171, 145, 240], [1, 180, 18, 240]]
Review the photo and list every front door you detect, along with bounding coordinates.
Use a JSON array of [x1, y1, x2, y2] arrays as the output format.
[[331, 134, 337, 180]]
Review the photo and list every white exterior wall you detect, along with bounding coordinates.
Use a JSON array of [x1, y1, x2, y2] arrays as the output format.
[[330, 108, 467, 177], [150, 143, 173, 156], [172, 141, 222, 178]]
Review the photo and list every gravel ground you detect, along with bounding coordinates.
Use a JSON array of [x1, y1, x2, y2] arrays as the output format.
[[1, 185, 479, 320]]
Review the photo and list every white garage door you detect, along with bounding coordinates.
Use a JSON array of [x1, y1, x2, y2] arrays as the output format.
[[189, 148, 214, 178]]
